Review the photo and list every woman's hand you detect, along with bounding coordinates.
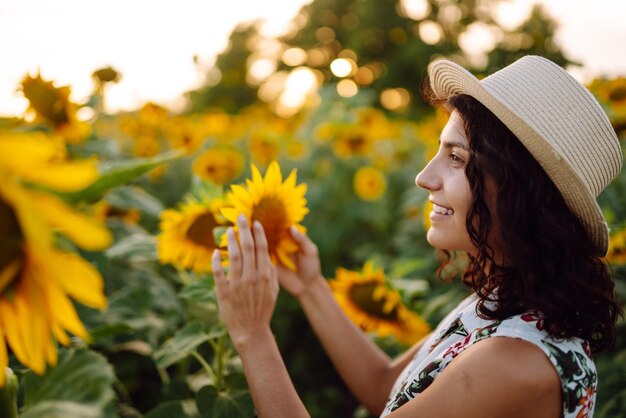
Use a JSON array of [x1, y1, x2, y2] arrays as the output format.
[[276, 227, 324, 300], [212, 215, 279, 348]]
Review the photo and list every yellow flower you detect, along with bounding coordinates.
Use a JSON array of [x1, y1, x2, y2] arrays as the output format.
[[220, 161, 309, 270], [20, 73, 74, 128], [607, 227, 626, 265], [0, 133, 111, 385], [93, 201, 141, 225], [330, 262, 430, 345], [414, 109, 448, 160], [19, 73, 90, 143], [422, 200, 433, 231], [0, 131, 99, 192], [320, 123, 374, 158], [133, 135, 161, 158], [92, 66, 121, 84], [356, 108, 399, 139], [192, 148, 244, 185], [164, 116, 206, 153], [158, 197, 226, 273], [201, 111, 238, 142], [248, 131, 281, 166], [354, 167, 386, 201]]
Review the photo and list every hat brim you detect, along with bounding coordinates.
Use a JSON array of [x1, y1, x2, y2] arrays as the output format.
[[428, 59, 609, 256]]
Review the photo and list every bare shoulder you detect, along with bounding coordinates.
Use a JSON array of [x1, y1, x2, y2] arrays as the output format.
[[459, 336, 561, 389], [387, 336, 562, 418]]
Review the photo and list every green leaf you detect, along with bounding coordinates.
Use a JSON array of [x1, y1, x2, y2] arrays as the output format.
[[62, 150, 184, 204], [154, 321, 212, 369], [196, 385, 254, 418], [105, 186, 165, 218], [105, 233, 157, 262], [144, 400, 194, 418], [21, 401, 102, 418], [20, 349, 115, 418], [178, 278, 215, 305]]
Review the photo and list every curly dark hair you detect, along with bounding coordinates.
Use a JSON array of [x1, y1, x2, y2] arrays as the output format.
[[435, 93, 622, 352]]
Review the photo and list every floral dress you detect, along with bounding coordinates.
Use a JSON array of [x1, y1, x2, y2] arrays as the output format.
[[380, 293, 597, 418]]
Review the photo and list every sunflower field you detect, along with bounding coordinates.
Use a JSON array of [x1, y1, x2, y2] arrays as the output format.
[[2, 0, 626, 416]]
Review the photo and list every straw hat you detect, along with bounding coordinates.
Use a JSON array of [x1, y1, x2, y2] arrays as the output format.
[[428, 55, 622, 256]]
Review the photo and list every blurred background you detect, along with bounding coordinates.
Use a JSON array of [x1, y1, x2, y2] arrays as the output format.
[[1, 0, 625, 417]]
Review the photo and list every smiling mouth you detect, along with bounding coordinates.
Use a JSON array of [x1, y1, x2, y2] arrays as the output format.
[[432, 203, 454, 216]]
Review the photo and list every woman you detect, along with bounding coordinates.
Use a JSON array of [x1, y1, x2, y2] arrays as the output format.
[[211, 56, 623, 417]]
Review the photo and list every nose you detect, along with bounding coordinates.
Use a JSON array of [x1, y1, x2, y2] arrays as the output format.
[[415, 158, 440, 191]]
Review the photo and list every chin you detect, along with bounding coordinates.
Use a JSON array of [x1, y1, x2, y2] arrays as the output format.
[[426, 229, 472, 253]]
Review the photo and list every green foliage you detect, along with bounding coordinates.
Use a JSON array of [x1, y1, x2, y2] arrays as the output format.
[[154, 321, 224, 369], [19, 349, 116, 418], [62, 150, 184, 204], [196, 378, 254, 418], [4, 2, 625, 417]]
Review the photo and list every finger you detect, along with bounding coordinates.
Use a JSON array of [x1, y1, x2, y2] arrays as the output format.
[[212, 249, 228, 300], [290, 226, 318, 256], [237, 214, 256, 278], [253, 221, 270, 275], [227, 227, 242, 283], [270, 264, 280, 296]]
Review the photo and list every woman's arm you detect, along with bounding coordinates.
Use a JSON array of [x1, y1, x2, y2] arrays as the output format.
[[278, 228, 430, 415], [385, 337, 562, 418], [212, 217, 309, 418]]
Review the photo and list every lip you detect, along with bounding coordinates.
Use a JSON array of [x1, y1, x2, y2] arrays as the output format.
[[429, 199, 452, 210], [429, 199, 454, 222]]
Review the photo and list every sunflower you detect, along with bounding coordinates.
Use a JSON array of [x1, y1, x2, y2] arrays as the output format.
[[607, 227, 626, 265], [332, 125, 374, 158], [0, 132, 111, 385], [19, 73, 89, 143], [220, 161, 308, 270], [192, 148, 244, 185], [158, 196, 226, 273], [248, 131, 281, 166], [330, 262, 430, 345], [422, 199, 433, 230], [353, 166, 386, 201], [164, 116, 206, 153]]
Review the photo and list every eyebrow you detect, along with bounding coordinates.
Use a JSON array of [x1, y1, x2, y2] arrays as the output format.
[[438, 139, 469, 151]]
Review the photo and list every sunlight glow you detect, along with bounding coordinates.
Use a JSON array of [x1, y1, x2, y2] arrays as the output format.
[[330, 58, 355, 78]]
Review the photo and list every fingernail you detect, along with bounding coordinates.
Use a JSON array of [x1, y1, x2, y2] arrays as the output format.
[[254, 220, 262, 229], [227, 227, 235, 236], [238, 214, 247, 225], [213, 249, 220, 258], [290, 226, 299, 234]]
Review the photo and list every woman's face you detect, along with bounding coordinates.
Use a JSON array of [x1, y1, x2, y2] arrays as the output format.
[[416, 112, 475, 253]]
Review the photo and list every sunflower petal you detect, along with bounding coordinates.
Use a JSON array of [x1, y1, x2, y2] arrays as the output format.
[[45, 281, 88, 338], [47, 251, 107, 309], [0, 299, 29, 367], [277, 250, 296, 271], [0, 326, 7, 386], [27, 191, 112, 251], [23, 159, 99, 192], [220, 207, 239, 223], [251, 163, 263, 184]]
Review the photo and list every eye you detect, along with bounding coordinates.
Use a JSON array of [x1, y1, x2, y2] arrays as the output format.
[[450, 152, 465, 165]]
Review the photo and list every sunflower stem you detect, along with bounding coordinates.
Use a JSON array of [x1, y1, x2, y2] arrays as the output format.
[[0, 368, 18, 418], [214, 333, 227, 392], [191, 350, 216, 385]]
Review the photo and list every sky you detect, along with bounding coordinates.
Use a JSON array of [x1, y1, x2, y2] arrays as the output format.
[[1, 0, 625, 117]]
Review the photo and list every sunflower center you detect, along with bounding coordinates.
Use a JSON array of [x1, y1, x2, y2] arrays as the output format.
[[0, 196, 24, 294], [609, 86, 626, 102], [185, 212, 219, 249], [349, 283, 399, 321], [346, 134, 367, 152], [252, 196, 288, 250]]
